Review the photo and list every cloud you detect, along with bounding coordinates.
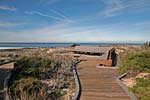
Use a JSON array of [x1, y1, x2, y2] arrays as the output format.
[[131, 21, 150, 26], [99, 0, 123, 17], [39, 0, 62, 5], [0, 22, 26, 28], [0, 21, 149, 43], [99, 0, 150, 17], [50, 10, 73, 23], [25, 10, 73, 23], [124, 0, 150, 9], [24, 11, 63, 21], [0, 5, 17, 11], [47, 0, 62, 5]]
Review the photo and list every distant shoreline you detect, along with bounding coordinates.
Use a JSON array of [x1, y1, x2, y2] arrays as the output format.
[[0, 47, 24, 50], [0, 43, 143, 49]]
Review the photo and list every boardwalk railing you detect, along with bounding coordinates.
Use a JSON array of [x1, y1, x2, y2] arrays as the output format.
[[0, 61, 13, 66], [73, 60, 82, 100], [116, 73, 138, 100]]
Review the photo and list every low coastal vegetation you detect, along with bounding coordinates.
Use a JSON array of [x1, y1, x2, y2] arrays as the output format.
[[8, 56, 75, 100], [131, 78, 150, 100], [119, 51, 150, 74], [118, 45, 150, 100]]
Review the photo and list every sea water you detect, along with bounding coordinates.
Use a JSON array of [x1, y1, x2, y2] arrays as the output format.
[[0, 43, 143, 49]]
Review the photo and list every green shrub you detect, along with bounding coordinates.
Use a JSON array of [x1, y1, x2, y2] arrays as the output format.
[[9, 78, 42, 99], [13, 57, 57, 80], [130, 78, 150, 100], [118, 51, 150, 100], [8, 56, 74, 100], [118, 51, 150, 74]]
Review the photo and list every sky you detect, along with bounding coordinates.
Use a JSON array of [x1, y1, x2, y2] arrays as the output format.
[[0, 0, 150, 43]]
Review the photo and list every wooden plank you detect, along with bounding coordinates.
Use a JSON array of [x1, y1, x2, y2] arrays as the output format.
[[77, 60, 132, 100]]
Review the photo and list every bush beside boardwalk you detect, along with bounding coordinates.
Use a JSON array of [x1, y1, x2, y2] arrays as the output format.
[[118, 44, 150, 100], [119, 51, 150, 74], [8, 56, 75, 100]]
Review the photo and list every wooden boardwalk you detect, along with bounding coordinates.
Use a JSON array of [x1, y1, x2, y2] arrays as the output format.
[[77, 59, 131, 100]]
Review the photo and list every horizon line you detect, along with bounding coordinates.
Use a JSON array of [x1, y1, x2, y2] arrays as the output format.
[[0, 42, 144, 44]]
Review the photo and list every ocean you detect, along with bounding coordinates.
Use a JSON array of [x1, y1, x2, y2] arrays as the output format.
[[0, 43, 143, 49]]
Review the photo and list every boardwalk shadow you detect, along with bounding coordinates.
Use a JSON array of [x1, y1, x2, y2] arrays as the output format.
[[0, 67, 12, 100], [0, 68, 11, 90]]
